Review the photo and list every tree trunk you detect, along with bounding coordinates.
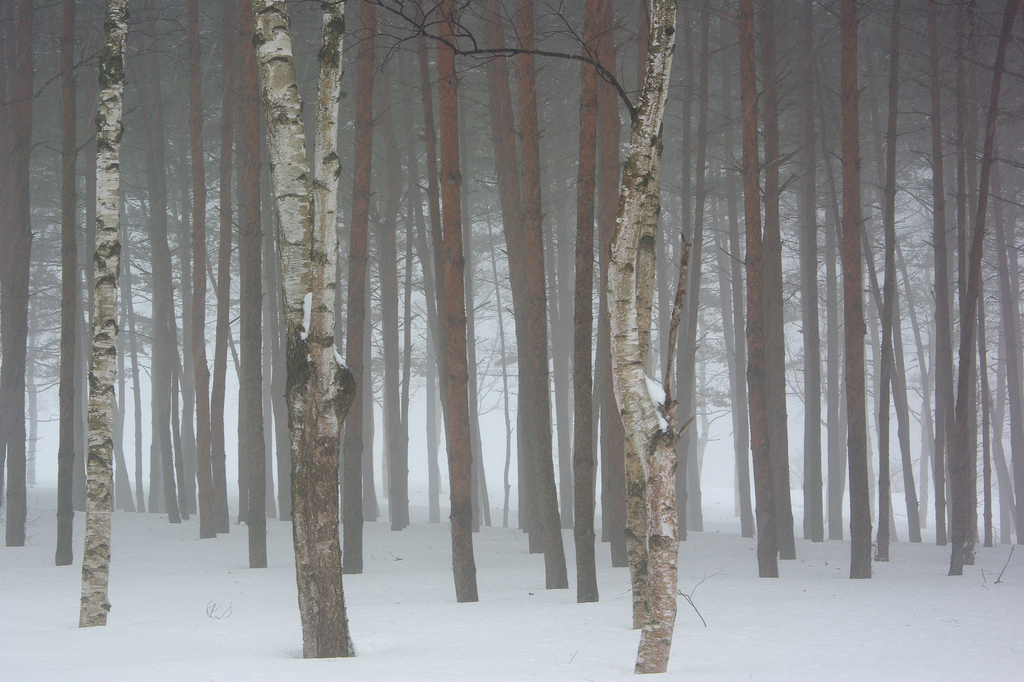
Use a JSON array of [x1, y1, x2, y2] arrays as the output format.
[[759, 0, 795, 562], [799, 0, 823, 543], [949, 0, 1016, 576], [239, 0, 267, 568], [840, 0, 871, 580], [927, 0, 951, 547], [608, 3, 680, 672], [739, 0, 777, 578], [187, 0, 217, 541], [211, 0, 237, 535], [79, 0, 128, 626], [0, 0, 32, 548], [436, 0, 479, 604], [252, 0, 356, 656], [572, 0, 601, 605], [875, 0, 902, 562], [56, 0, 78, 566], [342, 0, 375, 574]]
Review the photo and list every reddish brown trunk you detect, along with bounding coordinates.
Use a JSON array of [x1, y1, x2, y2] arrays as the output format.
[[239, 0, 266, 568], [437, 0, 479, 603], [56, 0, 78, 565], [187, 0, 217, 540], [342, 0, 376, 574], [210, 0, 237, 534], [738, 0, 776, 578]]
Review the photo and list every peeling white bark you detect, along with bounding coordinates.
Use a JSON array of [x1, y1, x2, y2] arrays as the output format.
[[252, 0, 355, 658], [606, 0, 679, 674], [79, 0, 129, 629]]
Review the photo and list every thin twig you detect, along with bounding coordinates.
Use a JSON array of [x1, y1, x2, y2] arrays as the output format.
[[995, 544, 1015, 583]]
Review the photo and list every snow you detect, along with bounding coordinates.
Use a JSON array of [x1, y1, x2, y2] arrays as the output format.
[[644, 375, 669, 431], [300, 292, 312, 341], [2, 485, 1022, 681]]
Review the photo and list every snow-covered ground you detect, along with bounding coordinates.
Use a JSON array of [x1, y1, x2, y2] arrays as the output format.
[[2, 485, 1021, 681]]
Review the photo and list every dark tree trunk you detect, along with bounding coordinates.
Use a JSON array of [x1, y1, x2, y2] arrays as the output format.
[[56, 0, 78, 565], [840, 0, 871, 579], [342, 0, 376, 574], [759, 0, 795, 562], [239, 0, 266, 567], [437, 0, 479, 603], [0, 0, 32, 548], [572, 0, 601, 604], [927, 0, 951, 547], [799, 0, 823, 543], [210, 0, 237, 535], [188, 0, 217, 540], [949, 0, 1016, 576], [739, 0, 776, 578]]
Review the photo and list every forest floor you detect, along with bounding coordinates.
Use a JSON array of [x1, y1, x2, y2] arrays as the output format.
[[1, 485, 1022, 681]]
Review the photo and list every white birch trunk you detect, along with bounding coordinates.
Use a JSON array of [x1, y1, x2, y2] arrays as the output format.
[[79, 0, 129, 629], [606, 0, 679, 673], [251, 0, 355, 658]]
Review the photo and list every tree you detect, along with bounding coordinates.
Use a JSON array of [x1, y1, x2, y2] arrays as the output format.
[[56, 0, 78, 566], [738, 0, 777, 579], [437, 0, 480, 604], [840, 0, 871, 580], [251, 0, 357, 657], [79, 0, 128, 628], [0, 0, 33, 549], [572, 0, 601, 605], [607, 0, 680, 672]]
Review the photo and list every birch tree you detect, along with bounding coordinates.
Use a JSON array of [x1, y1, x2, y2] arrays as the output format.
[[79, 0, 129, 628], [607, 0, 679, 672], [252, 0, 356, 657]]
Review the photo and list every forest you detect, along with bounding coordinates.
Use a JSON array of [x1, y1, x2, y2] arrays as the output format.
[[1, 0, 1023, 678]]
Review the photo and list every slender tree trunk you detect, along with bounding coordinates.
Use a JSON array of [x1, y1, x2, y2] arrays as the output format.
[[79, 0, 128, 626], [252, 0, 357, 656], [739, 0, 777, 578], [121, 243, 149, 517], [875, 0, 902, 562], [799, 0, 823, 543], [56, 0, 79, 566], [239, 0, 266, 568], [342, 0, 375, 573], [927, 0, 951, 547], [608, 3, 680, 671], [758, 0, 795, 562], [949, 0, 1016, 576], [572, 0, 601, 604], [187, 0, 217, 541], [980, 299, 993, 548], [210, 0, 237, 535], [0, 0, 32, 548], [840, 0, 871, 579], [378, 62, 410, 531], [436, 0, 479, 603]]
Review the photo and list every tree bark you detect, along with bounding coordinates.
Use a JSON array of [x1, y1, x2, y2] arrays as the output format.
[[436, 0, 479, 603], [799, 0, 823, 543], [758, 0, 795, 562], [252, 0, 356, 656], [572, 0, 601, 605], [738, 0, 777, 578], [239, 0, 267, 568], [79, 0, 128, 626], [949, 0, 1017, 576], [211, 0, 238, 535], [0, 0, 32, 548], [840, 0, 871, 580], [607, 3, 680, 672], [56, 0, 78, 566], [342, 0, 375, 574]]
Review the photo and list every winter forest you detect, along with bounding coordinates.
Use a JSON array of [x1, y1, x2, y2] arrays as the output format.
[[1, 0, 1023, 678]]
